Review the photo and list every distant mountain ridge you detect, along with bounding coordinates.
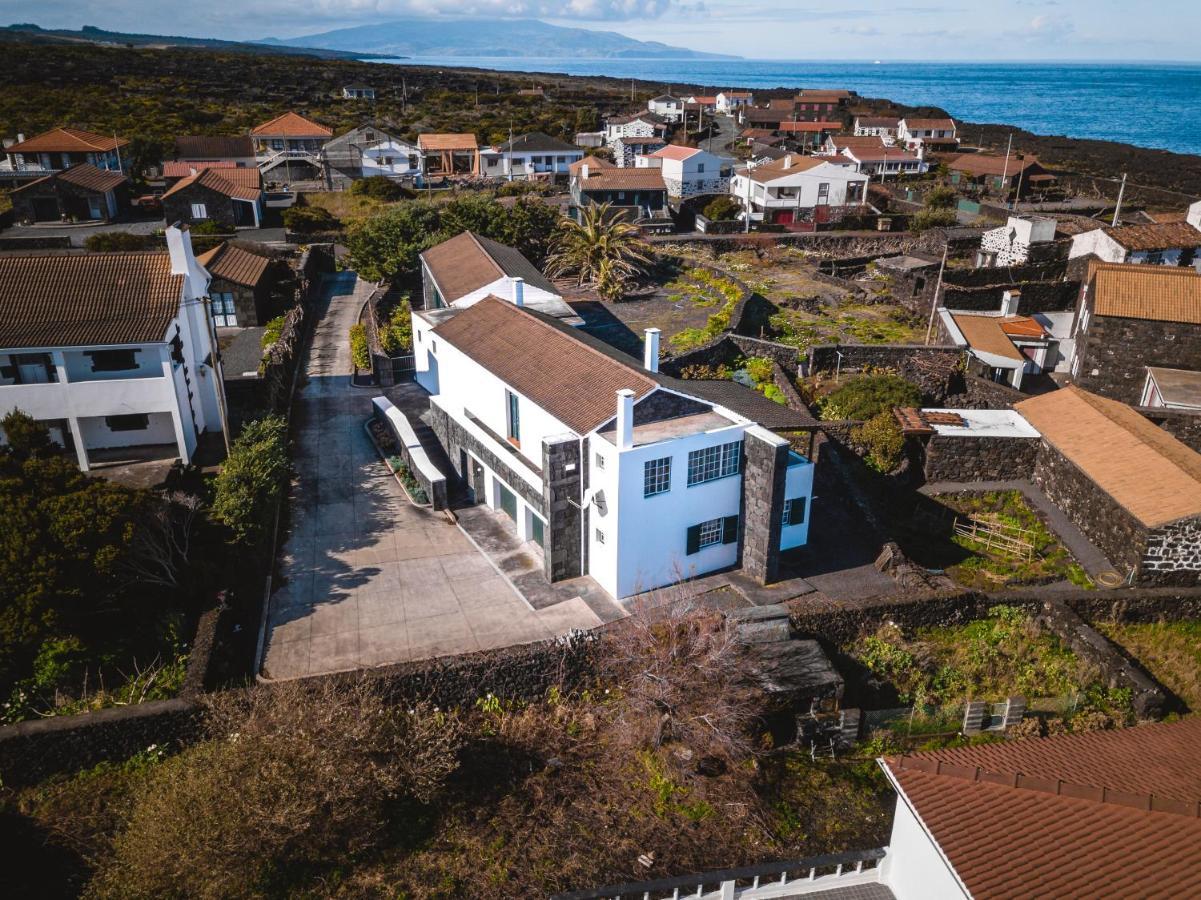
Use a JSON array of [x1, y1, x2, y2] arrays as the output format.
[[258, 18, 738, 60], [0, 23, 401, 60]]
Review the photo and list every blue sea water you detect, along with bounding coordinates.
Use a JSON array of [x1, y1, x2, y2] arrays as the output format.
[[380, 58, 1201, 156]]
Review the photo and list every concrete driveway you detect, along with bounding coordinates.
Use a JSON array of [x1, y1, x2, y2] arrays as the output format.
[[260, 271, 601, 680]]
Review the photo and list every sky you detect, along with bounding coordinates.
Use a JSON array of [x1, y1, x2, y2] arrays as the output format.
[[4, 0, 1199, 61]]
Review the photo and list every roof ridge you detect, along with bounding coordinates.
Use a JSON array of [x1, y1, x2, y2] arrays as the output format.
[[464, 232, 506, 282], [891, 754, 1201, 819]]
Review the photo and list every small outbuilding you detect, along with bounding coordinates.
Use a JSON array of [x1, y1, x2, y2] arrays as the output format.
[[196, 241, 282, 327], [10, 163, 130, 223], [161, 167, 263, 230]]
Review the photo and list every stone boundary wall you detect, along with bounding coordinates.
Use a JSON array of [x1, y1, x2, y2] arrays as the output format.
[[1037, 600, 1167, 718], [945, 259, 1068, 288], [1138, 407, 1201, 454], [0, 234, 72, 250], [942, 374, 1028, 410], [657, 228, 978, 260], [730, 335, 803, 372], [0, 602, 226, 788], [922, 434, 1040, 483], [372, 396, 449, 509], [807, 343, 963, 398], [428, 400, 545, 513], [942, 279, 1080, 314]]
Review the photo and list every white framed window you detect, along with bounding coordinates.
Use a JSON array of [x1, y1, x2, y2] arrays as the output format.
[[698, 519, 723, 548], [782, 497, 807, 527], [210, 292, 237, 327], [190, 203, 207, 220], [644, 457, 671, 497], [687, 441, 741, 486]]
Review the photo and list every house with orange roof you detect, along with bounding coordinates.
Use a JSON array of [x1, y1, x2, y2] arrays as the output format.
[[729, 153, 868, 227], [161, 166, 264, 229], [417, 133, 480, 176], [250, 112, 333, 177], [9, 164, 130, 224], [821, 135, 926, 177], [1, 127, 127, 180], [634, 144, 731, 199]]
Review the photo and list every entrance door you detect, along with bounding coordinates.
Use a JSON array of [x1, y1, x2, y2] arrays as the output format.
[[498, 482, 518, 521], [774, 209, 795, 225], [31, 197, 60, 222], [87, 196, 104, 220]]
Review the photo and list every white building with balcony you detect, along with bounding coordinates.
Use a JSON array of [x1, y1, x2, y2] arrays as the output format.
[[1, 127, 128, 181], [320, 125, 423, 189], [0, 227, 225, 470], [250, 111, 333, 178], [730, 154, 869, 227], [480, 131, 584, 180], [635, 145, 732, 200], [411, 290, 815, 601]]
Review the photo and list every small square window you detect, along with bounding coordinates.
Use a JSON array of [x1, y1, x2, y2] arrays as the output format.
[[595, 453, 605, 470], [105, 413, 150, 432], [643, 456, 671, 497], [190, 203, 207, 220], [87, 349, 138, 372], [595, 528, 605, 544], [698, 518, 723, 548]]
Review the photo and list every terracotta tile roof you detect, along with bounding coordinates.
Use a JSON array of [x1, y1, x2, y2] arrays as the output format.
[[1090, 261, 1201, 323], [250, 112, 332, 138], [998, 315, 1047, 338], [432, 295, 657, 434], [799, 89, 851, 99], [417, 133, 479, 151], [902, 117, 956, 131], [420, 231, 557, 303], [0, 252, 183, 348], [649, 144, 701, 161], [949, 313, 1024, 360], [1101, 221, 1201, 251], [5, 127, 127, 154], [883, 718, 1201, 899], [173, 135, 255, 159], [163, 160, 237, 178], [197, 241, 272, 288], [778, 121, 843, 133], [577, 168, 667, 192], [569, 156, 616, 174], [856, 116, 900, 128], [745, 155, 853, 184], [55, 163, 128, 193], [947, 153, 1041, 177], [1016, 386, 1201, 526], [161, 167, 261, 202]]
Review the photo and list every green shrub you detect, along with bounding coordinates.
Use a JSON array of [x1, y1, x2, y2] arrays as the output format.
[[261, 315, 286, 349], [189, 219, 224, 235], [349, 323, 370, 371], [911, 206, 958, 233], [211, 415, 289, 547], [852, 411, 905, 473], [283, 205, 339, 234], [819, 374, 921, 421], [379, 298, 413, 355], [84, 232, 154, 252], [925, 185, 957, 209], [702, 195, 742, 221], [349, 176, 410, 202]]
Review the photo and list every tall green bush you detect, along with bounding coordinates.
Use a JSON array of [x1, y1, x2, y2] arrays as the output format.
[[851, 411, 906, 473], [818, 374, 921, 421], [349, 323, 370, 370], [379, 299, 413, 355], [211, 415, 290, 547]]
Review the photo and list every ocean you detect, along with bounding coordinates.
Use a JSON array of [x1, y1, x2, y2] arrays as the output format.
[[379, 58, 1201, 156]]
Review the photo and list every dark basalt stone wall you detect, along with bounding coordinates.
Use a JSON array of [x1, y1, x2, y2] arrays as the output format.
[[923, 434, 1040, 483]]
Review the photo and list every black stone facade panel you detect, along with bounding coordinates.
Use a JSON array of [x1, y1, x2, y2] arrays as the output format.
[[428, 403, 545, 513], [742, 432, 788, 583], [923, 435, 1040, 483], [1074, 313, 1201, 405]]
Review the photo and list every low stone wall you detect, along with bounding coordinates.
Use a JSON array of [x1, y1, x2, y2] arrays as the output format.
[[372, 396, 449, 509], [1037, 600, 1167, 718], [922, 434, 1040, 483], [730, 335, 802, 373], [807, 344, 963, 398], [0, 234, 72, 250], [1138, 407, 1201, 454], [941, 279, 1080, 314], [942, 373, 1028, 410]]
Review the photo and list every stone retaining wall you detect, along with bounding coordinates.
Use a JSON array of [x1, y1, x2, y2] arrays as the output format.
[[372, 396, 449, 509], [1138, 407, 1201, 454], [942, 374, 1027, 410], [941, 279, 1080, 314], [807, 344, 962, 398], [922, 434, 1040, 483]]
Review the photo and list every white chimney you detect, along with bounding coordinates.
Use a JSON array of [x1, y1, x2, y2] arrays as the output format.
[[1000, 289, 1021, 317], [512, 277, 525, 307], [17, 133, 24, 143], [616, 389, 635, 450], [783, 154, 793, 167], [643, 327, 661, 373], [165, 224, 199, 278], [581, 163, 590, 179]]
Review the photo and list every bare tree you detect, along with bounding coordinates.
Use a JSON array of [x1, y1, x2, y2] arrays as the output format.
[[119, 491, 203, 589]]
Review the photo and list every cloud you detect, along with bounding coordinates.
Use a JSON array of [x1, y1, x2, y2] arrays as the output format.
[[833, 24, 881, 36], [1006, 13, 1075, 41], [264, 0, 693, 21]]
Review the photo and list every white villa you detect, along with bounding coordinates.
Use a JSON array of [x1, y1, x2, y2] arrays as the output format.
[[896, 117, 958, 152], [634, 145, 732, 199], [716, 91, 754, 114], [410, 265, 814, 600], [480, 131, 584, 180], [821, 136, 926, 178], [730, 154, 869, 226], [854, 116, 901, 142], [977, 215, 1058, 267], [0, 227, 225, 470], [321, 125, 422, 189], [1068, 219, 1201, 267], [647, 95, 684, 123]]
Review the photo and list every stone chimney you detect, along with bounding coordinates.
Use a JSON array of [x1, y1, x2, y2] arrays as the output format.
[[643, 327, 661, 373], [616, 389, 635, 450], [1000, 289, 1021, 317], [512, 277, 525, 308]]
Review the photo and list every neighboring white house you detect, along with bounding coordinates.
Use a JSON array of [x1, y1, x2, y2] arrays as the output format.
[[854, 116, 900, 142], [647, 94, 684, 122], [896, 117, 958, 151], [821, 136, 926, 178], [0, 226, 225, 470], [416, 231, 581, 328], [716, 91, 754, 114], [341, 84, 376, 100], [730, 154, 869, 226], [1141, 366, 1201, 411], [480, 131, 584, 180], [635, 144, 731, 199], [1068, 221, 1201, 266], [977, 215, 1058, 267], [410, 294, 815, 601], [605, 113, 668, 146], [320, 125, 423, 189]]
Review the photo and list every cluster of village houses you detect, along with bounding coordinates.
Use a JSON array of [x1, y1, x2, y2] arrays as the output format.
[[3, 81, 1201, 603], [4, 84, 1201, 900]]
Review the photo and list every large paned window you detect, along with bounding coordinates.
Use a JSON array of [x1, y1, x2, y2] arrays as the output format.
[[211, 292, 237, 327], [643, 457, 671, 497], [505, 390, 521, 445], [686, 441, 741, 486]]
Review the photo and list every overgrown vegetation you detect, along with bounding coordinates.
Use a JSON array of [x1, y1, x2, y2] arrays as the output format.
[[210, 414, 290, 548], [545, 202, 655, 302], [910, 185, 959, 233], [851, 411, 906, 473], [768, 304, 923, 352], [349, 322, 370, 371], [665, 267, 744, 351], [83, 232, 155, 252], [349, 175, 411, 202], [702, 195, 742, 221], [1096, 619, 1201, 711], [818, 373, 922, 421], [379, 297, 414, 355], [282, 205, 339, 234]]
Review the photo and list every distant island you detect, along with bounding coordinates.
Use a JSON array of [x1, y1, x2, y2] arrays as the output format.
[[257, 18, 739, 60], [0, 23, 403, 60]]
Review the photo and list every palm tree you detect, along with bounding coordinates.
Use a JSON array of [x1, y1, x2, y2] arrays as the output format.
[[544, 203, 654, 302]]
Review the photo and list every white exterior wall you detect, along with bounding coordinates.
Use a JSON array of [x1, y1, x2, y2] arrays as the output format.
[[781, 458, 814, 551], [602, 422, 748, 599], [481, 148, 584, 178], [77, 410, 178, 449], [1129, 247, 1192, 265], [1188, 201, 1201, 231], [731, 164, 868, 213], [360, 139, 421, 178], [1069, 229, 1126, 262], [880, 796, 970, 900], [648, 98, 683, 121]]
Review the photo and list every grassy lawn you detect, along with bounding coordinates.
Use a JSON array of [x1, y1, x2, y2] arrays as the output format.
[[899, 490, 1092, 590], [768, 304, 924, 352], [665, 268, 745, 352], [1095, 619, 1201, 711], [302, 191, 406, 227]]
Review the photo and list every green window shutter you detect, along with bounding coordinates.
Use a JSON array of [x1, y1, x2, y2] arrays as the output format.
[[685, 524, 701, 556], [721, 515, 739, 544], [789, 498, 807, 526]]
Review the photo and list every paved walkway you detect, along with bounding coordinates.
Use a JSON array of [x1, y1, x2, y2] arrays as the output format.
[[921, 479, 1117, 579], [260, 272, 601, 680]]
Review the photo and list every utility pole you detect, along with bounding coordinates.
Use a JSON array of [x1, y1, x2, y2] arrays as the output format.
[[1112, 172, 1128, 226], [924, 241, 950, 345], [998, 133, 1012, 200]]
